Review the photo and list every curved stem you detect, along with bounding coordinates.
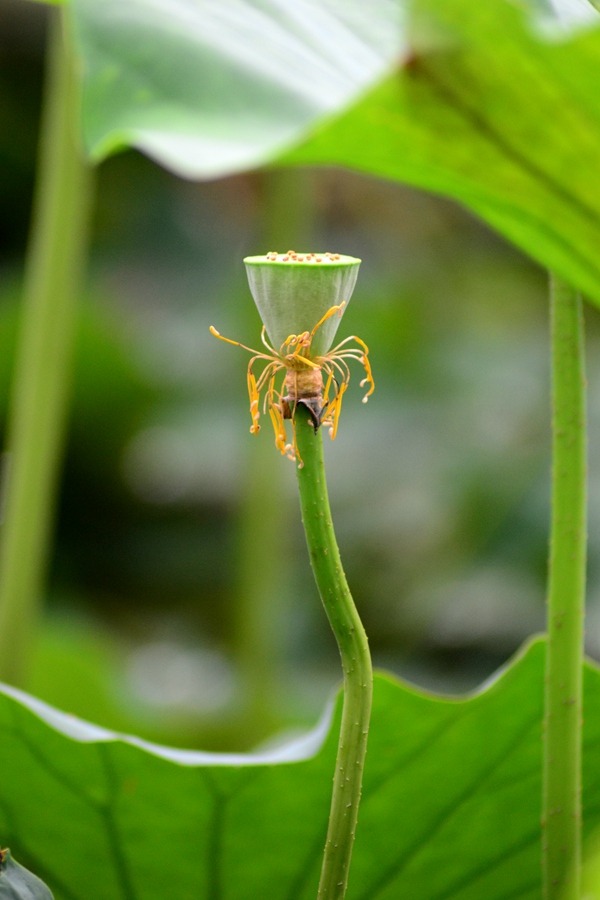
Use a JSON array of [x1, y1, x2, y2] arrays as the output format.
[[294, 406, 373, 900], [0, 7, 94, 685], [542, 274, 586, 899]]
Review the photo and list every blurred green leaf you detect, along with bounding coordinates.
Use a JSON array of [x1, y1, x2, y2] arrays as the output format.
[[71, 0, 600, 305], [0, 850, 53, 899], [69, 0, 402, 177], [1, 637, 600, 899], [286, 0, 600, 305]]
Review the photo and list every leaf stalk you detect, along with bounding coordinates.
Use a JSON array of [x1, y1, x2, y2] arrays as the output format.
[[294, 405, 373, 900], [0, 8, 94, 685], [542, 274, 586, 899]]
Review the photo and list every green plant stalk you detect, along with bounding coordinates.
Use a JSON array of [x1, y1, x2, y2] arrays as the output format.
[[234, 425, 287, 739], [0, 8, 94, 686], [294, 406, 373, 900], [542, 275, 586, 899], [233, 169, 315, 743]]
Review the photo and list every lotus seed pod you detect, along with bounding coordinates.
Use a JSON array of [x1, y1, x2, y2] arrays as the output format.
[[244, 252, 361, 358]]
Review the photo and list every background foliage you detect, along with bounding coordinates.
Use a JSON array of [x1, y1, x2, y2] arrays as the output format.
[[3, 0, 600, 897], [4, 0, 600, 753]]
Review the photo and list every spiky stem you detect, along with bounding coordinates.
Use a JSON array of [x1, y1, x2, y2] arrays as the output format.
[[542, 274, 586, 899], [294, 405, 372, 900], [0, 8, 94, 685]]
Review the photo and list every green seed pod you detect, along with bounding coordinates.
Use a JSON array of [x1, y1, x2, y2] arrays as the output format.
[[244, 252, 361, 358]]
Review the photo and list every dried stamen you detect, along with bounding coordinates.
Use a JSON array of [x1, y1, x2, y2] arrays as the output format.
[[210, 297, 373, 462]]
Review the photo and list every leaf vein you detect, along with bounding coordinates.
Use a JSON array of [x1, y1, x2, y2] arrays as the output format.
[[97, 744, 139, 900], [355, 711, 540, 900], [411, 60, 600, 288]]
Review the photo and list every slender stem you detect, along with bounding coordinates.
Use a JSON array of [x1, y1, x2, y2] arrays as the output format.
[[542, 275, 586, 900], [294, 406, 373, 900], [233, 169, 315, 742], [234, 425, 287, 738], [0, 7, 94, 685]]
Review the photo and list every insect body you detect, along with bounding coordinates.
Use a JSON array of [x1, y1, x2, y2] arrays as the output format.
[[210, 302, 374, 465]]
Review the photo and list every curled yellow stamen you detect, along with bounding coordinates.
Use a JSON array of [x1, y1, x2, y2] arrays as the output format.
[[209, 305, 373, 460], [247, 370, 261, 434], [310, 302, 345, 339]]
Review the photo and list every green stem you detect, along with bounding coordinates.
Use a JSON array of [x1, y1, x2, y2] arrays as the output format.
[[542, 275, 586, 899], [233, 169, 315, 743], [234, 426, 287, 739], [0, 8, 94, 685], [294, 406, 373, 900]]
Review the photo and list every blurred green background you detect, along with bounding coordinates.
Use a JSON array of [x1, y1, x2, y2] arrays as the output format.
[[2, 0, 600, 752]]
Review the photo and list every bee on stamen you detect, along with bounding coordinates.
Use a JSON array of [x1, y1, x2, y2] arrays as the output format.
[[210, 303, 374, 465]]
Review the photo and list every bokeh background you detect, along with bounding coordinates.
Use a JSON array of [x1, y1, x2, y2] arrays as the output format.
[[3, 0, 600, 752]]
